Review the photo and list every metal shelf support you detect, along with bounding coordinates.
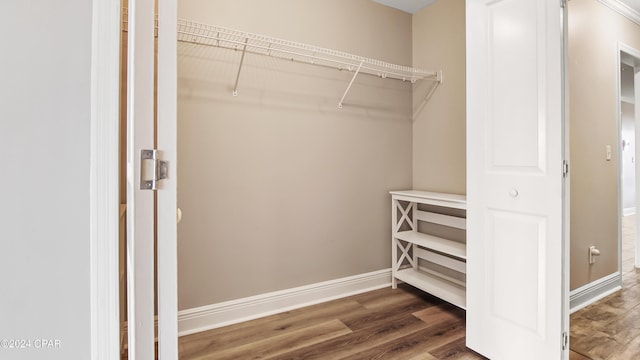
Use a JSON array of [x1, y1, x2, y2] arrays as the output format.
[[232, 38, 249, 97], [338, 61, 364, 109]]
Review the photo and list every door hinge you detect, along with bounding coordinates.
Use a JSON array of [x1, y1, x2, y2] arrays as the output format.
[[562, 331, 568, 350], [562, 160, 569, 178], [140, 149, 168, 191], [560, 0, 567, 9]]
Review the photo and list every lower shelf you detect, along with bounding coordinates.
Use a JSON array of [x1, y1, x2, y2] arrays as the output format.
[[394, 268, 466, 309]]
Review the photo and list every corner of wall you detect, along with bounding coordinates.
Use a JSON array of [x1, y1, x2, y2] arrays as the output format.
[[410, 0, 466, 195]]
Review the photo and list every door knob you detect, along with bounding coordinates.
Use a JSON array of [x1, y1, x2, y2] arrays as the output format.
[[509, 189, 519, 197], [177, 208, 183, 224]]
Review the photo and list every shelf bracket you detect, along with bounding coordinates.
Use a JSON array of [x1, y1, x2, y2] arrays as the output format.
[[338, 61, 364, 109], [412, 70, 443, 119], [232, 38, 249, 96]]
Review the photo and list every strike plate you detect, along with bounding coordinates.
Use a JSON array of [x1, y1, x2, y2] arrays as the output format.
[[140, 149, 168, 191]]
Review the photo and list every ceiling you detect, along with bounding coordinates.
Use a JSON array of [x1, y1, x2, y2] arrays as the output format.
[[371, 0, 640, 14], [370, 0, 436, 14]]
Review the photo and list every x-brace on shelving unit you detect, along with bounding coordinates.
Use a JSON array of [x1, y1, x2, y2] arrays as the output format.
[[177, 19, 442, 110]]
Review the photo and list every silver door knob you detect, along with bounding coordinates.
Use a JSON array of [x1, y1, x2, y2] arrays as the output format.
[[509, 189, 519, 197]]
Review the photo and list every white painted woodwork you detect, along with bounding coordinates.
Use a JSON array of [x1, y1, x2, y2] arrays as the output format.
[[395, 231, 467, 259], [394, 269, 466, 306], [391, 190, 467, 209], [390, 190, 467, 309], [626, 43, 640, 269], [415, 247, 467, 274], [126, 0, 156, 358], [90, 0, 122, 358], [157, 0, 179, 357], [637, 60, 640, 268], [416, 211, 467, 230], [466, 0, 565, 359]]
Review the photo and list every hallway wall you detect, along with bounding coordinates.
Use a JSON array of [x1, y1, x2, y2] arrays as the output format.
[[569, 0, 640, 289]]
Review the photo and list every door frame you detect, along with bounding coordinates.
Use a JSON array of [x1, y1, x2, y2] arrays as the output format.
[[90, 0, 571, 358], [90, 0, 178, 357], [562, 2, 570, 358], [618, 43, 640, 271], [89, 0, 123, 358]]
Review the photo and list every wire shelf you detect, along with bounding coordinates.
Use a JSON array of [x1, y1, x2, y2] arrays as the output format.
[[176, 19, 440, 83]]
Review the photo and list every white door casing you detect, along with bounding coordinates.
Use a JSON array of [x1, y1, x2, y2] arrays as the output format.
[[466, 0, 566, 359], [636, 53, 640, 268], [622, 43, 640, 268]]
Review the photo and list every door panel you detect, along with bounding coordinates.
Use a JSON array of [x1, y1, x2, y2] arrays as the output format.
[[126, 0, 156, 358], [488, 0, 542, 170], [466, 0, 565, 358], [487, 210, 546, 334], [157, 0, 178, 358]]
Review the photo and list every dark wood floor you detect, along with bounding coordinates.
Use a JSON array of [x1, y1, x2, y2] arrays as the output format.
[[570, 215, 640, 360], [179, 284, 486, 359], [176, 217, 640, 360]]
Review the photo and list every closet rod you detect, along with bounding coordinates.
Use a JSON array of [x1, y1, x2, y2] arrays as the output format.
[[177, 19, 441, 83]]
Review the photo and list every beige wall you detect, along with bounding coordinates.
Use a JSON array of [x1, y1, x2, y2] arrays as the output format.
[[569, 0, 640, 289], [412, 0, 466, 194], [177, 0, 414, 309]]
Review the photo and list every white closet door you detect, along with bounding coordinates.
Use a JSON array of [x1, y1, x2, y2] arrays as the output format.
[[466, 0, 567, 359], [126, 0, 156, 358], [157, 0, 178, 358], [126, 0, 177, 358]]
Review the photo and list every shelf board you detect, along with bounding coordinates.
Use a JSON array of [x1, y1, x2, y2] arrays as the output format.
[[395, 231, 466, 259], [395, 268, 466, 309], [416, 210, 466, 230], [390, 190, 466, 210]]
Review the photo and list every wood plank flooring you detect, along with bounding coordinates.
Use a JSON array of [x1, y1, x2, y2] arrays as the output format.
[[179, 284, 486, 359], [570, 215, 640, 360], [147, 215, 639, 359]]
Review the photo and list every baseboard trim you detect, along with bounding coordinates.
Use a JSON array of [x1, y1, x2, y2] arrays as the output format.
[[570, 272, 622, 313], [178, 269, 392, 336], [624, 207, 636, 216]]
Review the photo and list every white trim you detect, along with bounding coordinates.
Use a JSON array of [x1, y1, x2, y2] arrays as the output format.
[[126, 0, 157, 356], [89, 0, 121, 358], [562, 3, 570, 359], [569, 272, 622, 313], [178, 269, 392, 336], [624, 207, 636, 216], [157, 0, 179, 357], [619, 42, 640, 278], [597, 0, 640, 25]]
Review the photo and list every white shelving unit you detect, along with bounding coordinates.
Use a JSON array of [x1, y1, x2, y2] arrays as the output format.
[[390, 190, 467, 309], [176, 19, 442, 109]]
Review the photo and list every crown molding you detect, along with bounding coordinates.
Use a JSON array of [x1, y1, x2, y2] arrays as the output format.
[[598, 0, 640, 25]]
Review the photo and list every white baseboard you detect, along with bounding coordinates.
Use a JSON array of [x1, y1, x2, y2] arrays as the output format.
[[624, 207, 636, 216], [178, 269, 392, 336], [570, 272, 622, 313]]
